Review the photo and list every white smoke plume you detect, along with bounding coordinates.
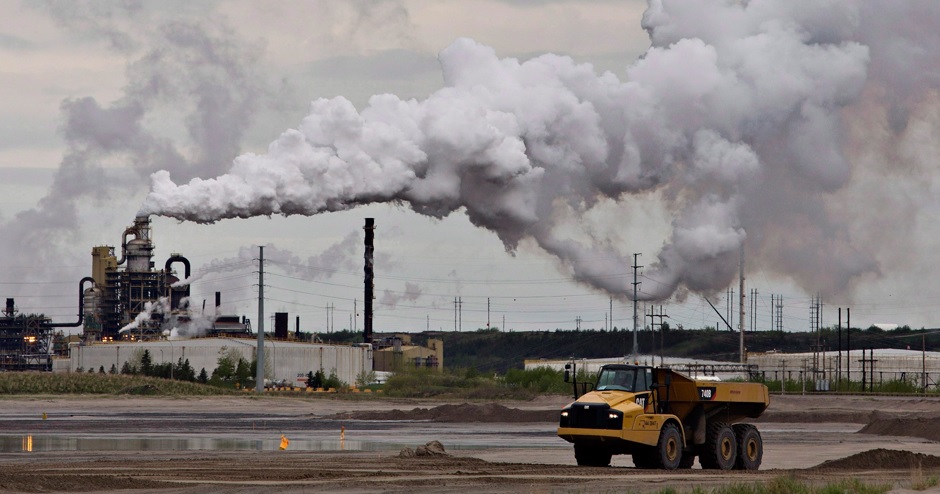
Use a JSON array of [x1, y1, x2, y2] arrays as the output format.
[[173, 231, 361, 288], [0, 3, 272, 322], [140, 1, 940, 302], [380, 281, 423, 309], [163, 312, 216, 341], [119, 297, 171, 333]]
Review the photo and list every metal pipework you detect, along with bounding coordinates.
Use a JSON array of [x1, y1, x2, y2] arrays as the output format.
[[115, 215, 151, 266], [165, 255, 191, 279], [43, 277, 95, 328]]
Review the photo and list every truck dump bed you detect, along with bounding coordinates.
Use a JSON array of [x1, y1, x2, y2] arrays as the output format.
[[653, 368, 769, 423]]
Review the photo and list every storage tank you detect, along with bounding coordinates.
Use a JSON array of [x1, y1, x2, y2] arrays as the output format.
[[126, 238, 154, 272]]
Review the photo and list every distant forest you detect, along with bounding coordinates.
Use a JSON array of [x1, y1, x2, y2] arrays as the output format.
[[319, 324, 940, 374]]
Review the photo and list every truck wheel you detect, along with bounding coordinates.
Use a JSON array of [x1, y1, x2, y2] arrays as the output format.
[[656, 423, 683, 470], [699, 422, 737, 470], [733, 424, 762, 470], [574, 443, 611, 467]]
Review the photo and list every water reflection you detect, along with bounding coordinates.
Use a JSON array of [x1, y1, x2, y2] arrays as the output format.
[[0, 435, 393, 453]]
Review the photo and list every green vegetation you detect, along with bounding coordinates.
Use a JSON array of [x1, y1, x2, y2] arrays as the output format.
[[910, 466, 939, 491], [383, 367, 522, 399], [305, 368, 345, 389], [381, 325, 940, 374], [756, 376, 935, 395], [650, 476, 891, 494], [380, 366, 597, 399], [113, 349, 199, 382], [0, 371, 234, 395]]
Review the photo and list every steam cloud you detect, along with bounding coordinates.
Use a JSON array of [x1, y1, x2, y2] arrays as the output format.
[[174, 231, 360, 288], [140, 1, 940, 302], [380, 282, 423, 309]]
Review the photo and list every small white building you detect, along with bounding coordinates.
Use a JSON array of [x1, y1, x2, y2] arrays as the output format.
[[66, 337, 372, 387], [525, 355, 755, 381], [748, 348, 940, 389]]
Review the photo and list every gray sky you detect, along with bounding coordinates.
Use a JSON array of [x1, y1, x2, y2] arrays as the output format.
[[2, 0, 939, 340]]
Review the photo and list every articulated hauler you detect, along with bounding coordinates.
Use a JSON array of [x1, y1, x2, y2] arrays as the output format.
[[557, 363, 769, 470]]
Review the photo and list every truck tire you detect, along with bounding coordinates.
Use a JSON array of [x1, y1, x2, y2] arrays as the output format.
[[732, 424, 762, 470], [574, 443, 611, 467], [699, 422, 737, 470], [655, 423, 683, 470]]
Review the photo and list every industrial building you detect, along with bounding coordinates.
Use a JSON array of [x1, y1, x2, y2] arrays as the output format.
[[527, 349, 940, 391], [525, 355, 756, 381], [83, 215, 193, 341], [67, 338, 372, 386], [6, 216, 389, 382], [0, 299, 54, 371], [373, 335, 443, 372], [748, 349, 940, 390]]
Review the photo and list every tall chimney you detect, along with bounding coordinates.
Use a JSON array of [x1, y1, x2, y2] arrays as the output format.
[[364, 218, 375, 344], [215, 291, 221, 316]]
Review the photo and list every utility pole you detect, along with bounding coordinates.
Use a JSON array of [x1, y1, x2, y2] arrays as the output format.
[[255, 246, 265, 394], [487, 297, 490, 328], [576, 316, 581, 331], [646, 305, 668, 366], [739, 246, 745, 363], [838, 308, 842, 390], [632, 253, 642, 361], [454, 297, 457, 332], [923, 334, 927, 394], [609, 297, 613, 331], [459, 297, 462, 332], [847, 308, 851, 387]]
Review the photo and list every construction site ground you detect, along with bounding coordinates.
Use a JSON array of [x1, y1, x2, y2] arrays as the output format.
[[1, 394, 940, 493]]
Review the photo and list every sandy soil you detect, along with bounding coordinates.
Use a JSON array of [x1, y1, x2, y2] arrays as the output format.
[[1, 394, 940, 493]]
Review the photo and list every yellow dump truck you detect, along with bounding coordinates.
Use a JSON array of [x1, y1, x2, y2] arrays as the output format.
[[557, 363, 769, 470]]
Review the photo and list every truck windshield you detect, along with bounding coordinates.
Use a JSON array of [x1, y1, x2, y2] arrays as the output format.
[[595, 368, 636, 392]]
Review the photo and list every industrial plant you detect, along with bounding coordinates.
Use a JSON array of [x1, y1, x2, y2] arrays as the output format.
[[1, 216, 377, 384]]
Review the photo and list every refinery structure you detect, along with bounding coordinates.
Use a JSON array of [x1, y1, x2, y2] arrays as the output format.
[[1, 216, 373, 384], [84, 216, 194, 341]]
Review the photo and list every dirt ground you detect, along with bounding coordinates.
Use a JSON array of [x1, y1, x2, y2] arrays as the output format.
[[1, 394, 940, 493]]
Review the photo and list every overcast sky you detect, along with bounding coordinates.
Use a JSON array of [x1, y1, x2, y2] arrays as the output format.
[[2, 0, 940, 345]]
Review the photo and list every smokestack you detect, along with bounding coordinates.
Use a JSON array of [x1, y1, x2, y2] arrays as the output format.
[[5, 298, 14, 317], [274, 312, 288, 339], [215, 291, 221, 315], [364, 218, 374, 344]]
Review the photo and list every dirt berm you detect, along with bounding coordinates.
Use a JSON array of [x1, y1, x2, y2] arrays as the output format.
[[812, 448, 940, 471], [327, 402, 558, 422], [858, 412, 940, 442]]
